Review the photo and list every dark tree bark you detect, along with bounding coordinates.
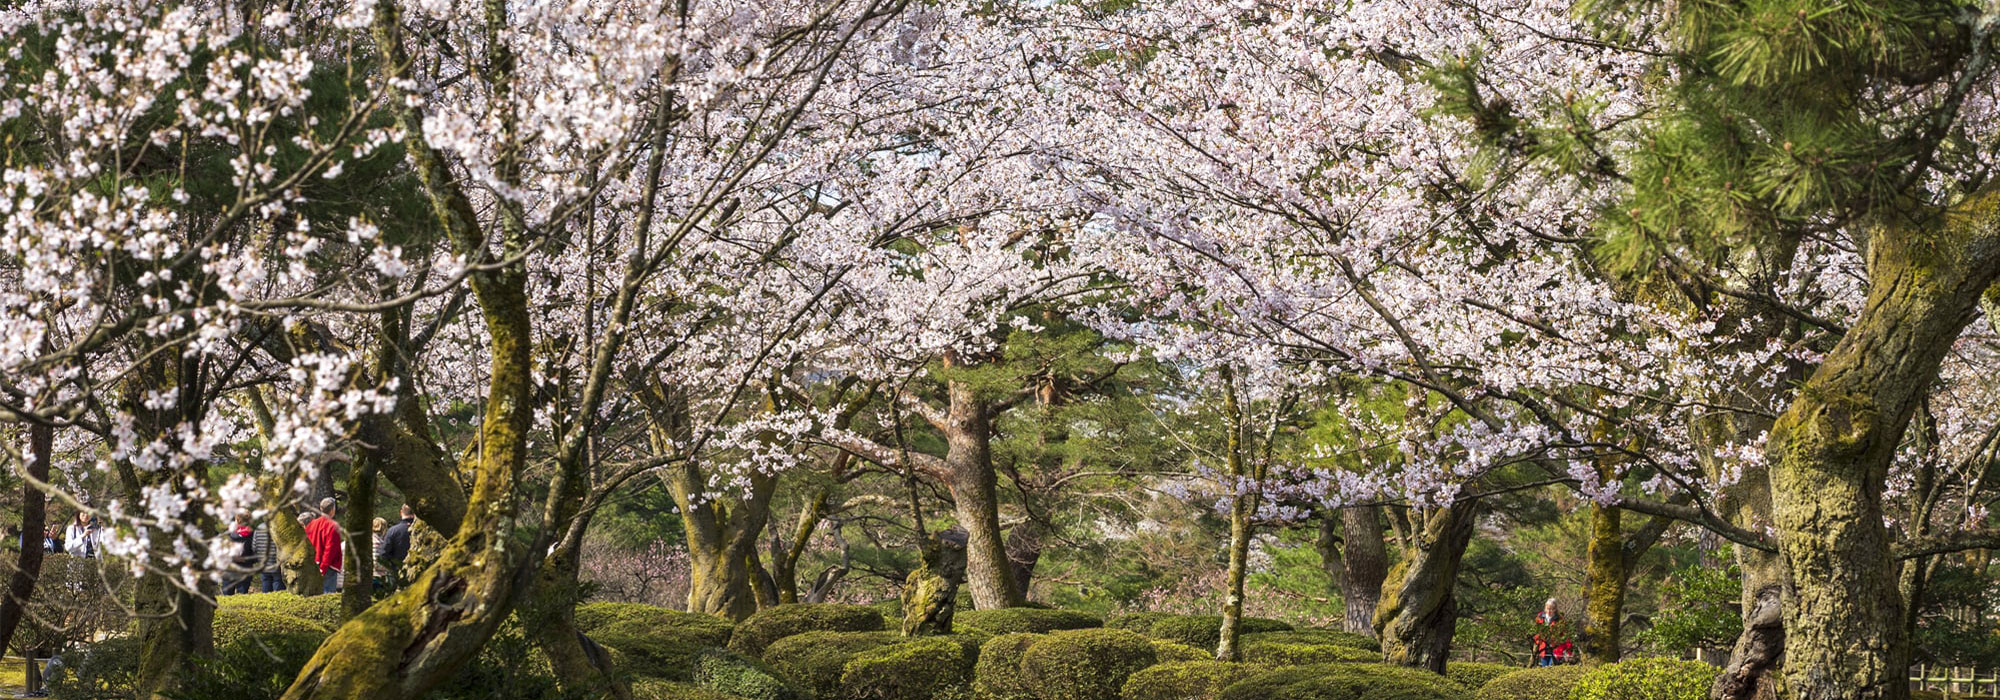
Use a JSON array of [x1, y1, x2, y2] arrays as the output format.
[[0, 422, 52, 657], [1375, 500, 1478, 673]]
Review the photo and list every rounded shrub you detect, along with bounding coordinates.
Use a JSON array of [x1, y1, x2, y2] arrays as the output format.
[[632, 679, 748, 700], [1447, 662, 1520, 691], [1111, 614, 1293, 649], [1106, 612, 1175, 633], [577, 601, 734, 637], [691, 647, 809, 700], [1246, 629, 1379, 653], [215, 591, 345, 627], [728, 603, 886, 657], [1238, 637, 1376, 666], [839, 635, 982, 700], [595, 618, 732, 681], [1217, 663, 1468, 700], [211, 608, 332, 650], [49, 636, 144, 700], [972, 632, 1045, 700], [956, 608, 1103, 635], [1568, 657, 1718, 700], [1471, 665, 1589, 700], [1152, 640, 1212, 663], [762, 630, 900, 699], [1120, 661, 1271, 700], [1020, 628, 1161, 700], [168, 609, 334, 700]]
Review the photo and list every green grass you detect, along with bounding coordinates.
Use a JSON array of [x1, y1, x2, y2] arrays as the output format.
[[2, 655, 29, 691]]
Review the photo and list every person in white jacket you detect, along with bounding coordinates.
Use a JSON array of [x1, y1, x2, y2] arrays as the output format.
[[63, 512, 100, 559]]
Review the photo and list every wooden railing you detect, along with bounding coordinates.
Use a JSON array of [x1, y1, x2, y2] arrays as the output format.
[[1910, 665, 2000, 696]]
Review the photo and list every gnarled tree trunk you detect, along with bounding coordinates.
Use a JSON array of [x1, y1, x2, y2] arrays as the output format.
[[1765, 204, 2000, 700], [941, 375, 1026, 609], [1375, 500, 1478, 673]]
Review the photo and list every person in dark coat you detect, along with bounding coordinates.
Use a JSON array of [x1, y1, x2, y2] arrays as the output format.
[[376, 504, 415, 591]]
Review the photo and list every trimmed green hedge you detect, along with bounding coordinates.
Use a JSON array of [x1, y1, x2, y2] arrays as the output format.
[[1238, 638, 1376, 666], [1243, 630, 1379, 653], [1152, 640, 1212, 663], [1446, 662, 1520, 691], [839, 635, 982, 700], [956, 608, 1103, 635], [1120, 661, 1271, 700], [211, 608, 332, 650], [1568, 658, 1717, 700], [595, 618, 732, 682], [1471, 665, 1589, 700], [215, 591, 345, 627], [973, 632, 1044, 700], [1217, 663, 1468, 700], [691, 648, 808, 700], [632, 679, 749, 700], [763, 630, 900, 699], [1020, 628, 1161, 700], [1107, 613, 1292, 649], [577, 601, 735, 637], [728, 604, 886, 657], [51, 636, 145, 700]]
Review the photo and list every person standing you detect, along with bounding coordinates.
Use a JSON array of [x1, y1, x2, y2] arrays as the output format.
[[252, 518, 283, 592], [222, 514, 256, 595], [1532, 597, 1575, 666], [303, 498, 344, 595], [369, 517, 390, 590], [63, 513, 98, 559], [377, 504, 415, 592]]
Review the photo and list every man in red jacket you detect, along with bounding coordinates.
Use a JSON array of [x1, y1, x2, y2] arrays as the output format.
[[303, 497, 344, 594]]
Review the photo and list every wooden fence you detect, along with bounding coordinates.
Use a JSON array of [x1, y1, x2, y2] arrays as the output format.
[[1910, 665, 2000, 696]]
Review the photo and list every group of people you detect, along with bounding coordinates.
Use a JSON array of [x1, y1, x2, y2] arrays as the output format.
[[216, 498, 418, 596], [4, 511, 106, 558]]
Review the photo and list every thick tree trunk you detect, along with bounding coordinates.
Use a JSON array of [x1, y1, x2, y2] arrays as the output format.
[[133, 575, 218, 699], [1217, 491, 1254, 661], [1766, 211, 2000, 700], [1692, 334, 1795, 700], [1004, 520, 1043, 599], [1317, 505, 1387, 638], [1583, 500, 1625, 665], [677, 476, 777, 620], [281, 98, 541, 697], [901, 531, 968, 636], [530, 521, 627, 700], [0, 422, 52, 656], [1375, 500, 1478, 673], [943, 377, 1026, 609], [342, 457, 378, 620]]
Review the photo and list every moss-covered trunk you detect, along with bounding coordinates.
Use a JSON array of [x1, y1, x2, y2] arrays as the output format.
[[943, 377, 1026, 610], [342, 456, 378, 620], [676, 468, 777, 621], [1583, 500, 1625, 665], [281, 3, 541, 692], [1216, 374, 1253, 661], [1766, 207, 2000, 700], [1374, 500, 1478, 673], [529, 519, 627, 700], [281, 256, 537, 698], [133, 574, 218, 699]]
